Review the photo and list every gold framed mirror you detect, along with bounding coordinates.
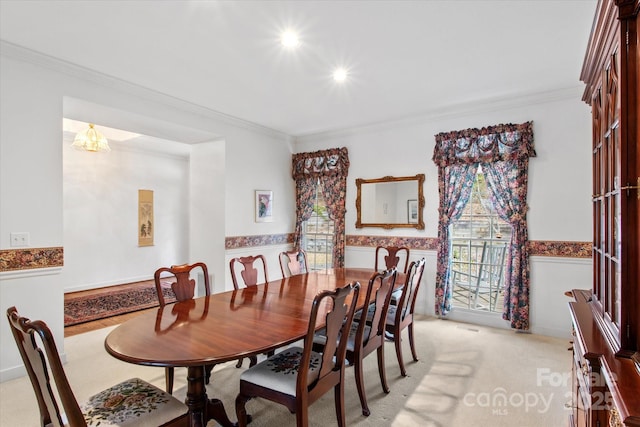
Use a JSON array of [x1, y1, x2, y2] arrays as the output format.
[[355, 174, 425, 229]]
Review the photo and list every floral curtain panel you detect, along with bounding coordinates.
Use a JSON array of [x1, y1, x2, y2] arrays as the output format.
[[432, 121, 535, 330], [292, 147, 350, 267], [433, 163, 479, 315]]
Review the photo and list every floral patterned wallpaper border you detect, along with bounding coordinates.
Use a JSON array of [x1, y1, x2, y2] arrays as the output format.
[[0, 237, 591, 272], [527, 240, 591, 258], [348, 235, 592, 258], [347, 235, 439, 251], [225, 233, 294, 250], [0, 247, 64, 272]]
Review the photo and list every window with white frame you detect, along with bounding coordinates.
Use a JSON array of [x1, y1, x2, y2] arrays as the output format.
[[301, 180, 335, 271], [449, 166, 512, 312]]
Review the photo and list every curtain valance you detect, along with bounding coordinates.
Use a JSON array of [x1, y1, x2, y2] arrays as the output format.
[[432, 121, 535, 167], [292, 147, 350, 180]]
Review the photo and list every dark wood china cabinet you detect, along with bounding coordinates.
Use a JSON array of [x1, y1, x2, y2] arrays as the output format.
[[569, 0, 640, 426]]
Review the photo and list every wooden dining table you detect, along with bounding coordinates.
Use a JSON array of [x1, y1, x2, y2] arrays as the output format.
[[104, 267, 377, 427]]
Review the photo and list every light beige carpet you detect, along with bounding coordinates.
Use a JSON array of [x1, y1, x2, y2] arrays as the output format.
[[0, 316, 572, 426]]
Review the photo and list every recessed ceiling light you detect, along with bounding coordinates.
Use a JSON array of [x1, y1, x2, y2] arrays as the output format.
[[281, 31, 299, 48], [333, 68, 348, 82]]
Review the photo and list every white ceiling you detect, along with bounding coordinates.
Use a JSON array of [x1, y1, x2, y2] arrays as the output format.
[[0, 0, 597, 138]]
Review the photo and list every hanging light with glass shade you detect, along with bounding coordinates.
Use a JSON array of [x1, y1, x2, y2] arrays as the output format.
[[72, 123, 110, 152]]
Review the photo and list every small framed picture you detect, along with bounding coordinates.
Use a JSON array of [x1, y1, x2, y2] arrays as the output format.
[[407, 199, 418, 224], [255, 190, 273, 222]]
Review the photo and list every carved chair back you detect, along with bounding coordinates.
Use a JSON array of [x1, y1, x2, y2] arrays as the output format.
[[374, 246, 410, 274], [279, 249, 308, 278], [154, 262, 210, 305], [230, 255, 269, 289]]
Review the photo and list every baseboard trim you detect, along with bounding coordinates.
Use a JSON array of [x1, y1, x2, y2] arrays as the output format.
[[0, 352, 67, 383]]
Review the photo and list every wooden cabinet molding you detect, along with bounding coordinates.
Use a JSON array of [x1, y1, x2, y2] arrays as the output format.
[[572, 0, 639, 426]]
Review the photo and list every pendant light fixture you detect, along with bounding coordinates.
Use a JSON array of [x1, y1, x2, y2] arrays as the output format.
[[72, 123, 110, 152]]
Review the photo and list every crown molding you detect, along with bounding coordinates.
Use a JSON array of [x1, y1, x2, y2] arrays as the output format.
[[294, 85, 586, 143], [1, 40, 585, 145], [0, 40, 290, 141]]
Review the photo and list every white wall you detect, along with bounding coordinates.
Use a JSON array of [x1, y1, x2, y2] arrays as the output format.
[[224, 131, 296, 239], [0, 48, 293, 381], [190, 140, 226, 294], [62, 132, 191, 292], [295, 90, 593, 338]]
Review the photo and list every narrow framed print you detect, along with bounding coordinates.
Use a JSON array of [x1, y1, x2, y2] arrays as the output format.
[[255, 190, 273, 222], [138, 189, 154, 246], [407, 199, 418, 224]]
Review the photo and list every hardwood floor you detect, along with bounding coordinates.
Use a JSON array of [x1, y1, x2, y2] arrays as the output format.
[[64, 307, 156, 337], [64, 280, 160, 337]]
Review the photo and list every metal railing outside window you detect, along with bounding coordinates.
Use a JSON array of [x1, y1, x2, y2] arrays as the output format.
[[302, 182, 334, 271], [450, 167, 511, 313]]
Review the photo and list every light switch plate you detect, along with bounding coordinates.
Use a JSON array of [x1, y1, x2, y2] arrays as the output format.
[[10, 232, 29, 247]]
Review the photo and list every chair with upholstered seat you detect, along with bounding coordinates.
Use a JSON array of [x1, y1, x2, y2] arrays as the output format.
[[235, 282, 360, 427], [384, 258, 426, 376], [230, 255, 269, 367], [348, 268, 397, 416], [154, 262, 214, 394], [7, 306, 188, 427], [279, 249, 308, 278], [315, 268, 397, 416], [230, 255, 269, 289]]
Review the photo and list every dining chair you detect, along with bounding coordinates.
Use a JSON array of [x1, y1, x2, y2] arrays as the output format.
[[315, 268, 398, 416], [235, 282, 361, 427], [375, 246, 409, 273], [279, 249, 308, 278], [230, 254, 269, 289], [384, 258, 426, 376], [154, 262, 215, 394], [229, 255, 269, 367], [6, 306, 188, 427], [374, 245, 409, 305]]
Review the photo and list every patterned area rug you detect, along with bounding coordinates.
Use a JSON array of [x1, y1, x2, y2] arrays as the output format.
[[64, 281, 176, 326]]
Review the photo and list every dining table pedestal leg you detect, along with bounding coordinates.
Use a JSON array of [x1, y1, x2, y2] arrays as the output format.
[[186, 365, 236, 427]]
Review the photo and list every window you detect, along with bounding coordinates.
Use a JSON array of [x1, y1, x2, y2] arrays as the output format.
[[450, 166, 511, 312], [302, 180, 335, 271]]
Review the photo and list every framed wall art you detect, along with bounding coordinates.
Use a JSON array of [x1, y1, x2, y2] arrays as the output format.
[[138, 189, 154, 246], [407, 199, 418, 224], [255, 190, 273, 222]]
